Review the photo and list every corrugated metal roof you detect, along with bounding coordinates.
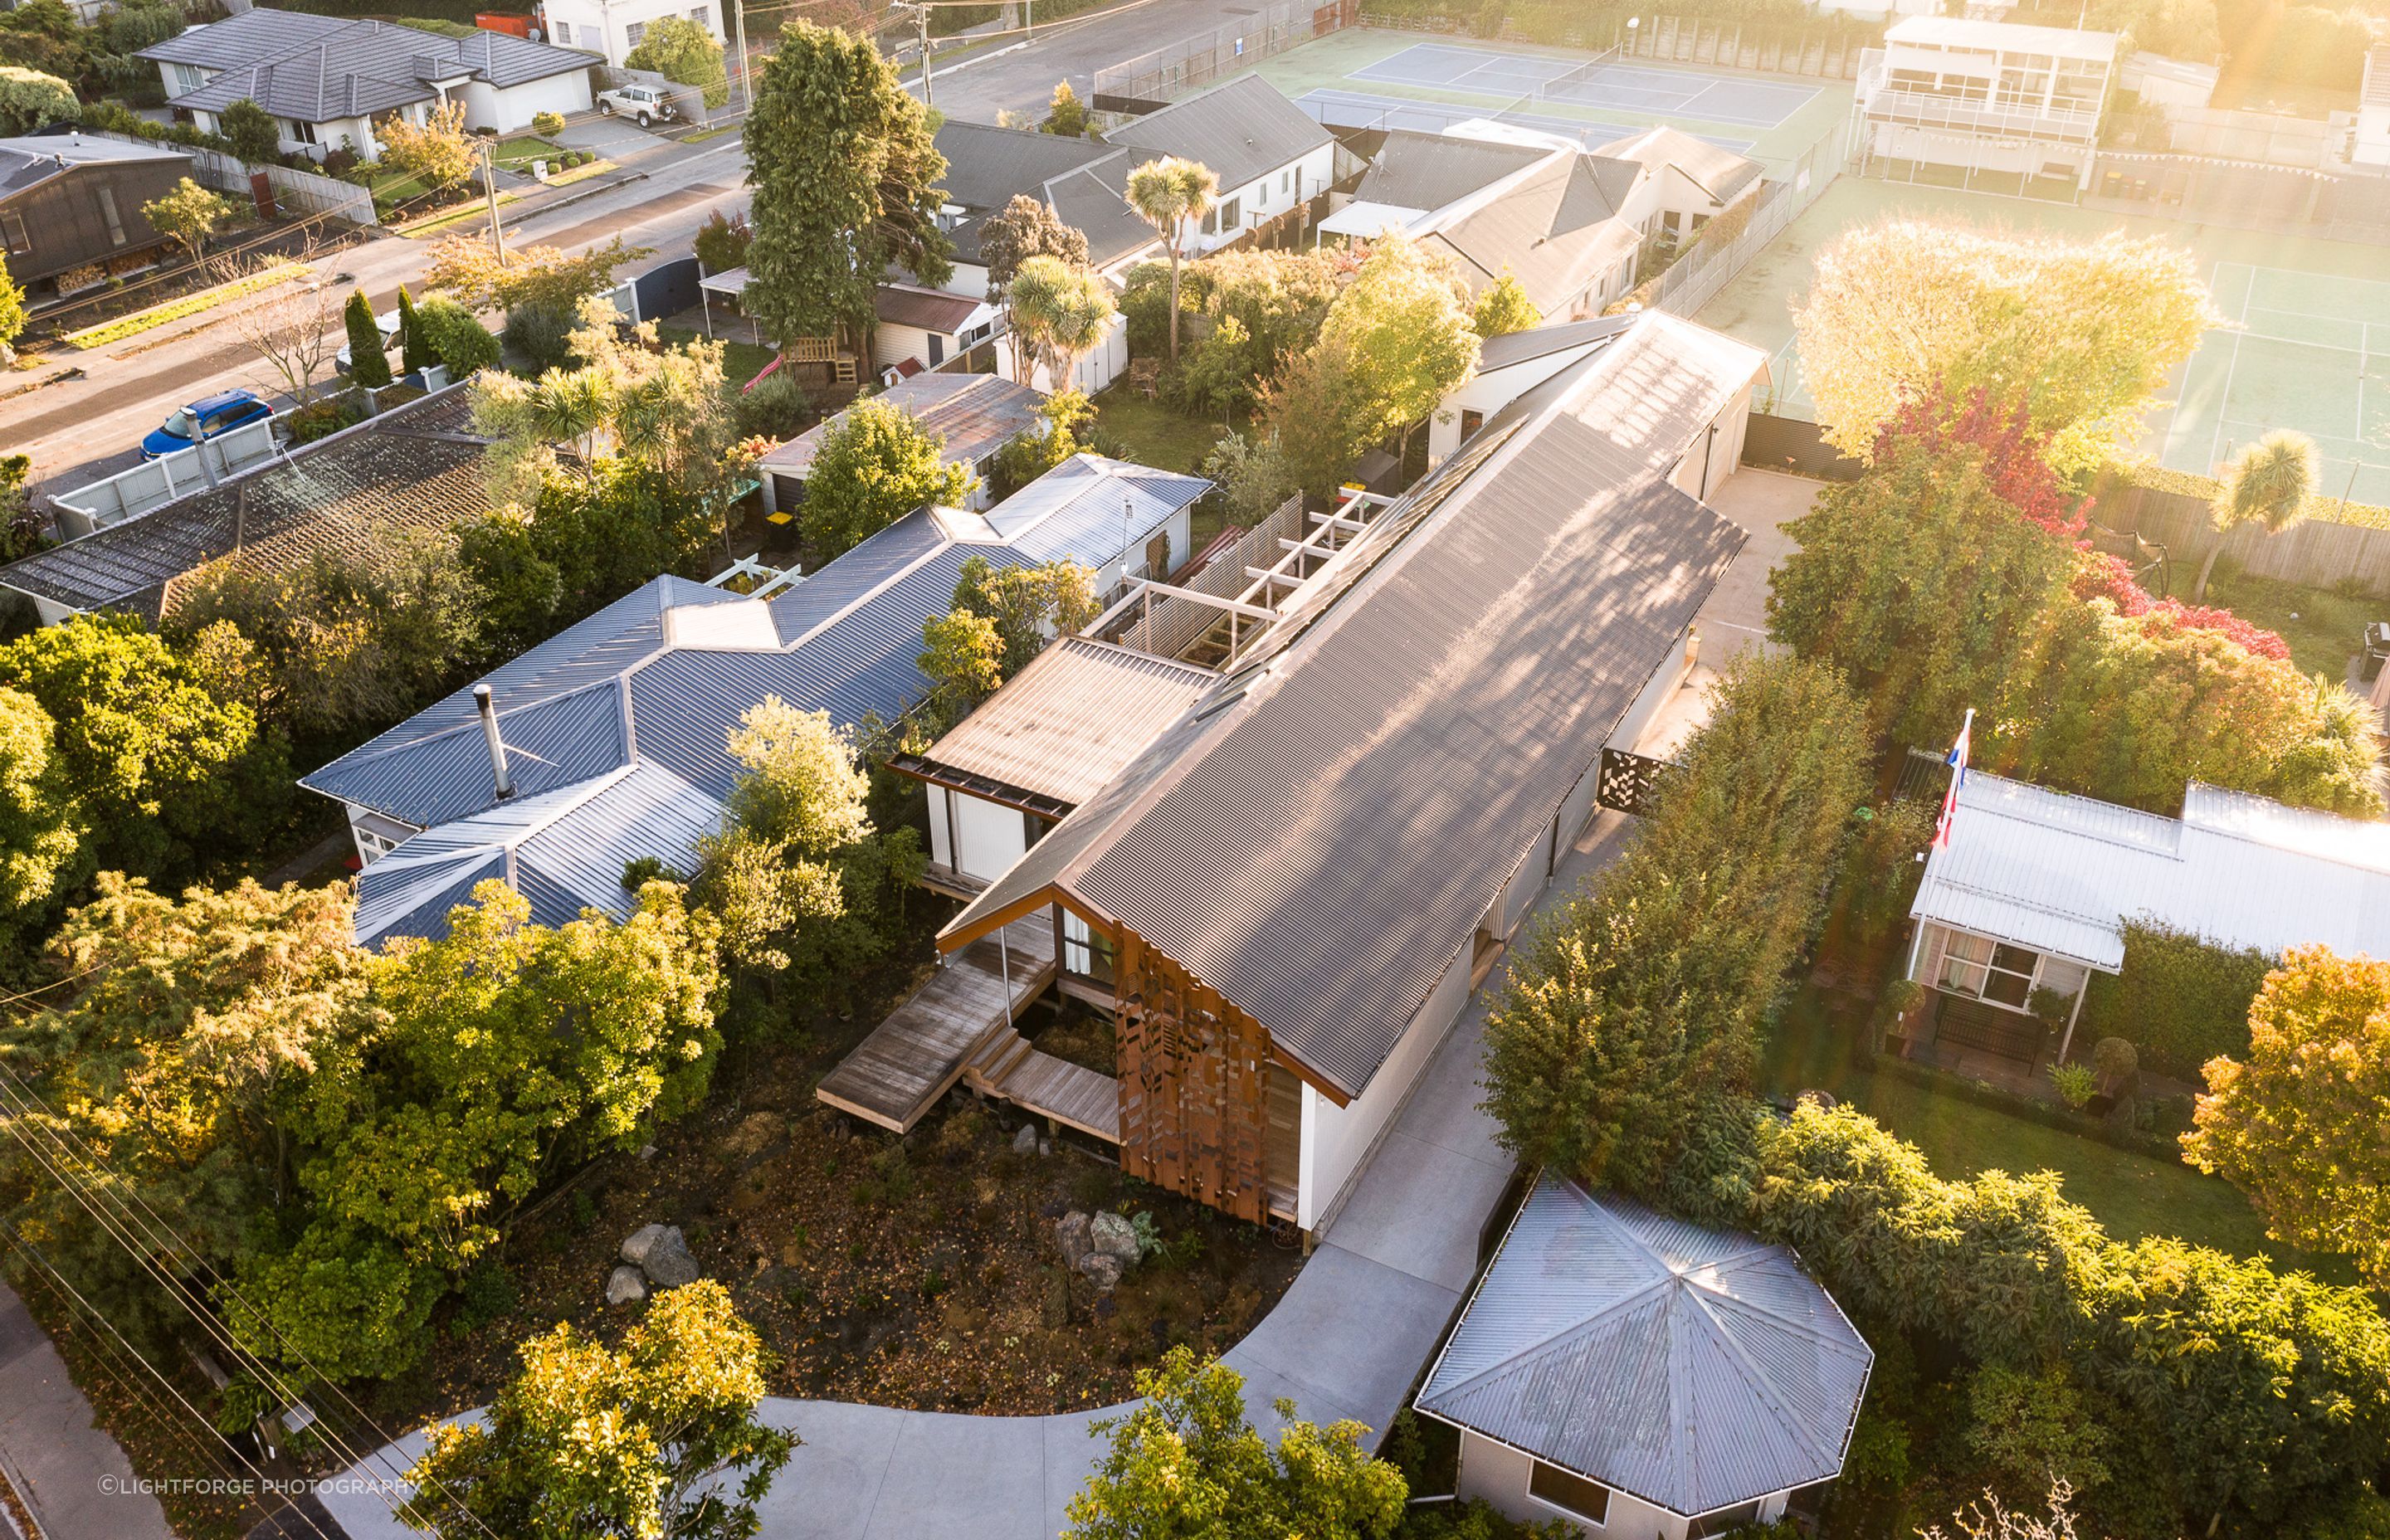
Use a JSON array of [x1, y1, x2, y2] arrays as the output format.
[[1911, 772, 2390, 970], [982, 453, 1211, 567], [920, 636, 1217, 807], [1355, 129, 1547, 213], [1594, 124, 1763, 206], [756, 373, 1046, 482], [1418, 1177, 1872, 1519], [943, 313, 1762, 1099], [1107, 74, 1334, 195], [0, 387, 490, 621], [876, 284, 982, 334], [1475, 314, 1637, 373], [1420, 149, 1644, 314]]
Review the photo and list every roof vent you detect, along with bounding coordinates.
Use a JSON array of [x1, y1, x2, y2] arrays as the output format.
[[475, 684, 514, 798]]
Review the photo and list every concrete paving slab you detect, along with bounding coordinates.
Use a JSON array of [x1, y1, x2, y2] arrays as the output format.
[[1320, 1129, 1514, 1294], [0, 1281, 173, 1540], [1039, 1405, 1115, 1526], [750, 1401, 910, 1540], [859, 1410, 1046, 1540], [1229, 1245, 1460, 1437]]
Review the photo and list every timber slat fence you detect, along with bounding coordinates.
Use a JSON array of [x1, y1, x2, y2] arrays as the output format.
[[1115, 497, 1308, 659]]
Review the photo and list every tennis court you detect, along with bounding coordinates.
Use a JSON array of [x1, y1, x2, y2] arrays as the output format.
[[2162, 262, 2390, 504], [1349, 41, 1821, 129], [1293, 86, 1757, 153]]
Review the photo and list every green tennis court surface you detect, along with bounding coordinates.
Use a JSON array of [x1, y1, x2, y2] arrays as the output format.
[[2162, 262, 2390, 504]]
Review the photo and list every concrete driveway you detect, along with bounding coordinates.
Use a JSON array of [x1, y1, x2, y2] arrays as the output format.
[[0, 1279, 172, 1540]]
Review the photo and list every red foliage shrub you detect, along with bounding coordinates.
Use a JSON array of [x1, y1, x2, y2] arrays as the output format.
[[1870, 383, 2087, 538], [2070, 551, 2292, 660]]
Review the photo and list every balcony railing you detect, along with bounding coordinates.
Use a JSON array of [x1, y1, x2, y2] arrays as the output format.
[[1857, 66, 2102, 145]]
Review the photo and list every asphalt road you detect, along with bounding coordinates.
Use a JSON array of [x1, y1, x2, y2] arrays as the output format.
[[923, 0, 1243, 120], [2, 121, 750, 504]]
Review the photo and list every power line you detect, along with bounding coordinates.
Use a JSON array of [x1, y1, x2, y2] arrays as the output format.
[[0, 1066, 495, 1540]]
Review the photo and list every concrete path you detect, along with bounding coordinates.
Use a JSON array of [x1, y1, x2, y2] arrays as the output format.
[[317, 812, 1641, 1540], [0, 1279, 173, 1540]]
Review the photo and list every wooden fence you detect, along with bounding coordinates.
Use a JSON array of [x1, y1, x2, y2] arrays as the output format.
[[1111, 496, 1308, 659], [2100, 481, 2390, 599], [86, 130, 377, 224]]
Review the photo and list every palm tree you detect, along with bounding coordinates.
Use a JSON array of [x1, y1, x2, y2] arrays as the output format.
[[2197, 429, 2318, 599], [530, 367, 615, 472], [1123, 157, 1217, 363], [1007, 255, 1117, 392]]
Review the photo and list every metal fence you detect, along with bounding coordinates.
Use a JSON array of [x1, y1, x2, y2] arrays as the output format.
[[1111, 495, 1308, 658], [1094, 0, 1356, 115], [85, 130, 377, 223], [1639, 115, 1847, 323], [2084, 154, 2390, 246], [1501, 10, 1877, 80]]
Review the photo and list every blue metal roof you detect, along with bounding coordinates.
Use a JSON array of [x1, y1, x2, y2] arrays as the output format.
[[983, 455, 1212, 568]]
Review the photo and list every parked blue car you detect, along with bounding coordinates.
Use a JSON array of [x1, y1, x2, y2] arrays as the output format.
[[140, 389, 274, 460]]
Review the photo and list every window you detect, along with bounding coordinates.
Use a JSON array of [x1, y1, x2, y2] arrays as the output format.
[[1280, 169, 1290, 192], [927, 332, 944, 365], [1219, 195, 1241, 228], [1937, 931, 2040, 1010], [688, 4, 710, 24], [1201, 206, 1218, 236], [1690, 1501, 1764, 1539], [551, 19, 570, 42], [1460, 407, 1484, 441], [284, 118, 317, 145], [171, 61, 207, 93], [625, 20, 647, 46], [0, 212, 27, 256], [1529, 1462, 1609, 1526], [95, 187, 124, 246]]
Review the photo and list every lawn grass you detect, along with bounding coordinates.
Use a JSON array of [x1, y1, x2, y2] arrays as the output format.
[[2202, 567, 2376, 682], [490, 134, 563, 171], [398, 192, 520, 236], [1760, 988, 2357, 1283], [543, 157, 616, 187], [61, 262, 307, 350], [1089, 385, 1234, 475], [656, 324, 776, 393]]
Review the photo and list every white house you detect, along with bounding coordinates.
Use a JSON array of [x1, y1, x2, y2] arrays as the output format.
[[139, 11, 594, 161], [1417, 1177, 1873, 1540], [1905, 771, 2390, 1067], [1104, 74, 1339, 258], [2356, 44, 2390, 168], [1854, 17, 2119, 192], [534, 0, 721, 66], [1431, 313, 1766, 487], [915, 311, 1758, 1235], [1327, 119, 1761, 321]]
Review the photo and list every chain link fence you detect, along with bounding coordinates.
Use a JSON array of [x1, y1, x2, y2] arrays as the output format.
[[1094, 0, 1358, 114]]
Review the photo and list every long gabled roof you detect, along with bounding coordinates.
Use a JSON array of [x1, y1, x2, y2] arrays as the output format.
[[0, 134, 189, 199], [1106, 73, 1334, 193], [979, 452, 1210, 567], [1418, 1177, 1872, 1518], [929, 119, 1158, 270], [1417, 145, 1645, 312], [0, 387, 490, 623], [142, 12, 592, 121], [940, 313, 1759, 1100]]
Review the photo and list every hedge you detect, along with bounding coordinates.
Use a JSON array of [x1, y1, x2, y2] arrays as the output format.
[[2078, 921, 2274, 1082], [2107, 459, 2390, 533]]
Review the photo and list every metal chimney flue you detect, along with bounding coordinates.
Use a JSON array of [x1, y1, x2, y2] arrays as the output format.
[[474, 685, 513, 797]]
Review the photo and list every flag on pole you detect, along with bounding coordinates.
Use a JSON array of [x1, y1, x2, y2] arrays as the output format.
[[1933, 709, 1975, 850]]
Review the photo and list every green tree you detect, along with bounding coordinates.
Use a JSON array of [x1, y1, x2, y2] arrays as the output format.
[[343, 288, 393, 388], [1007, 253, 1116, 390], [2195, 429, 2317, 600], [141, 175, 230, 260], [947, 553, 1098, 680], [979, 195, 1090, 378], [1064, 1348, 1406, 1540], [0, 614, 259, 877], [990, 387, 1094, 496], [0, 686, 89, 957], [402, 1281, 796, 1539], [623, 14, 729, 109], [1042, 78, 1087, 136], [2183, 945, 2390, 1288], [916, 607, 1005, 716], [395, 285, 433, 375], [744, 21, 949, 347], [0, 875, 376, 1352], [218, 97, 282, 163], [1123, 157, 1217, 362], [456, 461, 720, 657], [692, 208, 752, 275], [797, 397, 974, 560], [410, 294, 500, 377], [0, 3, 84, 86], [0, 251, 24, 354], [1315, 231, 1479, 461], [1480, 652, 1870, 1196], [1792, 218, 2213, 475], [1471, 268, 1541, 338], [0, 65, 77, 135]]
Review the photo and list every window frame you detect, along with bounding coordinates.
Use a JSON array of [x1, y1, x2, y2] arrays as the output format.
[[0, 210, 28, 256], [95, 186, 125, 246], [1527, 1460, 1611, 1528]]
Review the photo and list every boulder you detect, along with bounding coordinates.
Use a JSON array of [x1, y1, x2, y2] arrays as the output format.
[[622, 1223, 701, 1289], [605, 1265, 648, 1306], [1076, 1251, 1124, 1294], [1090, 1211, 1140, 1265], [1055, 1211, 1093, 1272], [1012, 1122, 1040, 1154]]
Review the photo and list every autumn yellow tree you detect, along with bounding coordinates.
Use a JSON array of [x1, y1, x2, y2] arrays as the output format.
[[378, 100, 477, 193], [1792, 220, 2214, 474], [2183, 945, 2390, 1288]]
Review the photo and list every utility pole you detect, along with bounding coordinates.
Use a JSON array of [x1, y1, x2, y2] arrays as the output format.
[[480, 137, 506, 263], [915, 2, 933, 108], [729, 0, 750, 117]]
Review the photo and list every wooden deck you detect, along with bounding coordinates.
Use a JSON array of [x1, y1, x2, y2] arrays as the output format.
[[816, 920, 1057, 1133], [967, 1031, 1120, 1142]]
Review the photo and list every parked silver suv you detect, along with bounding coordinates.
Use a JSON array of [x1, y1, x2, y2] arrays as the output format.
[[596, 84, 679, 127]]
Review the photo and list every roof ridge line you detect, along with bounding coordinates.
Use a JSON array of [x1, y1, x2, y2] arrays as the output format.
[[778, 518, 966, 651], [1677, 1266, 1847, 1476]]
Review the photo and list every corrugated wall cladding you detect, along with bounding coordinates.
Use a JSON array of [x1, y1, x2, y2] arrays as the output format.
[[1420, 1177, 1872, 1518]]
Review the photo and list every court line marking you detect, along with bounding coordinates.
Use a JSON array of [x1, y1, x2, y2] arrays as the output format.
[[1344, 41, 1819, 128], [2210, 260, 2253, 475]]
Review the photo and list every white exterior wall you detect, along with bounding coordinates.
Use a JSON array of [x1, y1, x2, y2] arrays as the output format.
[[540, 0, 721, 66], [995, 310, 1129, 396], [1430, 348, 1606, 466], [1083, 503, 1191, 595], [1299, 947, 1471, 1231], [461, 71, 594, 134], [1183, 141, 1336, 256], [1607, 628, 1698, 756], [873, 321, 946, 373], [931, 787, 1029, 884], [2356, 103, 2390, 168], [1455, 1430, 1792, 1540]]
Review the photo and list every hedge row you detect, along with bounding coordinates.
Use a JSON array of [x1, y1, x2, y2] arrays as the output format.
[[2078, 921, 2274, 1082]]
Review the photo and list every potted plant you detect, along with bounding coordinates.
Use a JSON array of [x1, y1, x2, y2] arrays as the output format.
[[1877, 977, 1926, 1056]]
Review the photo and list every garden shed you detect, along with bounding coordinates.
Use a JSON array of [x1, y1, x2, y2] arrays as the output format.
[[1905, 771, 2390, 1066]]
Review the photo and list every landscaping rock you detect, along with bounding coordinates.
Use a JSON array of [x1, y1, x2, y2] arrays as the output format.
[[605, 1265, 648, 1306], [1056, 1211, 1093, 1272], [1012, 1122, 1040, 1154], [622, 1223, 701, 1289], [1090, 1211, 1140, 1266], [1076, 1251, 1124, 1294]]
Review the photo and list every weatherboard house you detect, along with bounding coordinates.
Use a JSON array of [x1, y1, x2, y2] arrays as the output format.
[[300, 455, 1207, 948], [877, 313, 1758, 1236]]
